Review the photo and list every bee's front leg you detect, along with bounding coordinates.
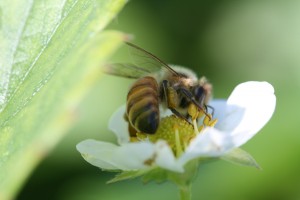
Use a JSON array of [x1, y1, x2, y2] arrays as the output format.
[[206, 105, 215, 116]]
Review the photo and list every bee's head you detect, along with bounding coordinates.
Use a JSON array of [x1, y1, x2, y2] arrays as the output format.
[[169, 65, 198, 87], [193, 77, 212, 105]]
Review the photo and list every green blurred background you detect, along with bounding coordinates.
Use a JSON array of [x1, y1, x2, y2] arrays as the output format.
[[17, 0, 300, 199]]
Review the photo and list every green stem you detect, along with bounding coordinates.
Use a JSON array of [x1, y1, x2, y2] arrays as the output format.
[[178, 184, 191, 200]]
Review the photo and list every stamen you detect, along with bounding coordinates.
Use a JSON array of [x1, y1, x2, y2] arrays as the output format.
[[188, 104, 199, 120], [188, 103, 204, 134], [174, 126, 183, 157], [136, 132, 148, 140], [198, 125, 204, 132], [130, 137, 139, 142], [192, 119, 199, 135], [131, 116, 194, 157], [208, 119, 218, 127], [203, 114, 213, 126], [198, 110, 205, 119]]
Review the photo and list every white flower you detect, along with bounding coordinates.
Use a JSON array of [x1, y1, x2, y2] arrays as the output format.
[[77, 81, 276, 173]]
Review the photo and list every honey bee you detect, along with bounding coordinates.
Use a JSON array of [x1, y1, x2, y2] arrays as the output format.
[[104, 42, 212, 135]]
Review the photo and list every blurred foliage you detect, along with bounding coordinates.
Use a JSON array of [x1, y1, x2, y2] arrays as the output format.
[[0, 0, 127, 199], [17, 0, 300, 200]]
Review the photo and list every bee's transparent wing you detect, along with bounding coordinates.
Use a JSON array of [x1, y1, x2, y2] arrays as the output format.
[[103, 63, 151, 79], [103, 42, 180, 79], [125, 42, 180, 76]]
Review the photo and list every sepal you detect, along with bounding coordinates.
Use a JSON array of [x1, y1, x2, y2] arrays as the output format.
[[107, 168, 152, 184], [221, 148, 261, 169]]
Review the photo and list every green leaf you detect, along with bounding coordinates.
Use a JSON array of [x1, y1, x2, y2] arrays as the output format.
[[0, 0, 127, 199], [221, 148, 261, 169]]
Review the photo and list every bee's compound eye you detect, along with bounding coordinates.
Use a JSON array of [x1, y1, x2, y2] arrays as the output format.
[[136, 112, 159, 134], [194, 86, 205, 102]]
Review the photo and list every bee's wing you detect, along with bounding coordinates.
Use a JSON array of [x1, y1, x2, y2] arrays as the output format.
[[125, 42, 180, 76], [103, 63, 151, 79]]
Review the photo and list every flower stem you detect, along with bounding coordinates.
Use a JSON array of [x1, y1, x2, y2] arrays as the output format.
[[178, 184, 191, 200]]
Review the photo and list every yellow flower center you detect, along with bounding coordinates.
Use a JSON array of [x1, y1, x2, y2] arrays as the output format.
[[132, 104, 218, 157], [137, 116, 194, 157]]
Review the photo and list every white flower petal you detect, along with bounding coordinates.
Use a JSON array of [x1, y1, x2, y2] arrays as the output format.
[[108, 105, 130, 144], [179, 127, 234, 164], [209, 100, 227, 122], [210, 99, 245, 132], [113, 142, 156, 170], [77, 139, 156, 171], [76, 140, 120, 170], [154, 140, 184, 172], [216, 81, 276, 147], [178, 81, 275, 165]]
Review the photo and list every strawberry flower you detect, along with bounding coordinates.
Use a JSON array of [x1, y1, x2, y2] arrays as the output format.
[[77, 81, 276, 199]]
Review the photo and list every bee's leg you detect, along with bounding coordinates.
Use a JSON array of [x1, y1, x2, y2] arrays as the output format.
[[179, 87, 212, 120], [123, 113, 138, 137], [162, 80, 187, 120], [206, 105, 215, 117]]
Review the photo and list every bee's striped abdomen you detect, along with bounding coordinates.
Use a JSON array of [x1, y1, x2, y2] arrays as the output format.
[[126, 76, 159, 134]]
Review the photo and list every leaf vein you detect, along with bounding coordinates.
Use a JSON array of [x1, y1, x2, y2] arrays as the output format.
[[0, 0, 79, 125]]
